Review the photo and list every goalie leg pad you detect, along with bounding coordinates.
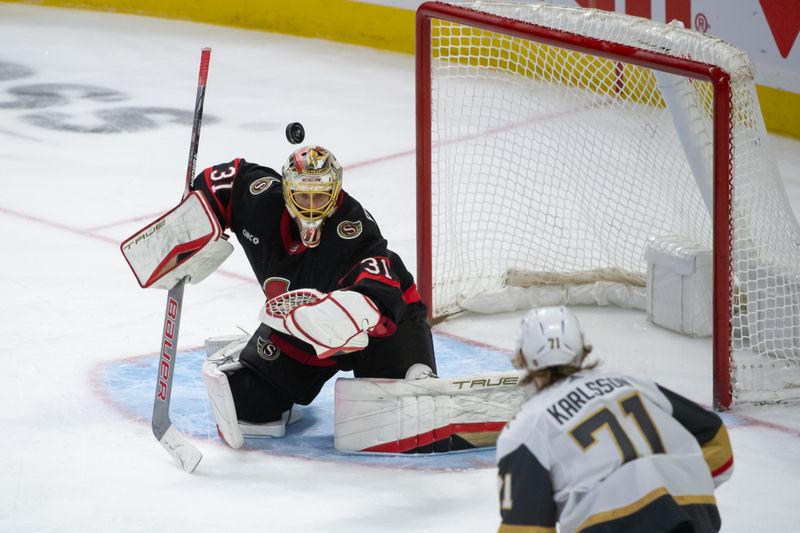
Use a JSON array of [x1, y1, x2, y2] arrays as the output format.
[[205, 334, 248, 358], [405, 363, 436, 380], [202, 335, 249, 448], [205, 334, 248, 370], [334, 371, 526, 454], [202, 358, 244, 449], [203, 334, 308, 445], [239, 407, 304, 438]]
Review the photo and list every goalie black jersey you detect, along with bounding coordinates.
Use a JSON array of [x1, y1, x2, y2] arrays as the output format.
[[496, 370, 733, 533], [190, 158, 425, 365]]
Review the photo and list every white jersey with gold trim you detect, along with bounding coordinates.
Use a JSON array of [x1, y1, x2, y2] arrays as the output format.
[[496, 369, 732, 533]]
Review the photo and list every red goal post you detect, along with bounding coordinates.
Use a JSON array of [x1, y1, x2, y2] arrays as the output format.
[[415, 1, 800, 410]]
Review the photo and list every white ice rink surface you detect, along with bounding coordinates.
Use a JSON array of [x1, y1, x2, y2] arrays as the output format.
[[1, 4, 800, 532]]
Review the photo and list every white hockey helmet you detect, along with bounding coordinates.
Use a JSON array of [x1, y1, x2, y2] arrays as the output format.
[[514, 306, 587, 371], [281, 145, 343, 248]]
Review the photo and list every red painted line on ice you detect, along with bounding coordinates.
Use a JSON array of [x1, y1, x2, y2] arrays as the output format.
[[70, 105, 586, 228], [722, 413, 800, 438], [435, 329, 513, 355], [85, 210, 166, 231], [0, 204, 255, 283], [345, 106, 587, 171], [0, 205, 119, 244]]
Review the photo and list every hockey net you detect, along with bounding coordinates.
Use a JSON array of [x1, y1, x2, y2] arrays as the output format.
[[416, 1, 800, 408]]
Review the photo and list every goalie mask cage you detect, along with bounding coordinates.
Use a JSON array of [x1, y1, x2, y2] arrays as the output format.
[[415, 1, 800, 409]]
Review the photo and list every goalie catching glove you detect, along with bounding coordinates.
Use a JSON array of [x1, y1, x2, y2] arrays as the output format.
[[260, 288, 381, 359]]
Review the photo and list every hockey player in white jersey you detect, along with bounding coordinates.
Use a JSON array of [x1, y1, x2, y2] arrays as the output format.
[[496, 307, 733, 533]]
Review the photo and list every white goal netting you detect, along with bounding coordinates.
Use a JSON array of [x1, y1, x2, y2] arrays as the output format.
[[420, 1, 800, 405]]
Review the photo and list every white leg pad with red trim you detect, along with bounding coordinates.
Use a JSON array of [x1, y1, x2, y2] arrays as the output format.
[[202, 336, 248, 449], [203, 334, 305, 444], [333, 370, 526, 454], [202, 360, 243, 449]]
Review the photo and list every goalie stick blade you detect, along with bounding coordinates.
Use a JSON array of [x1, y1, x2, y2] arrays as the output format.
[[159, 425, 202, 473]]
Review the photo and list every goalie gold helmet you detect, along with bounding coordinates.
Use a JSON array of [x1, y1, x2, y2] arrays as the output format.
[[282, 145, 343, 248], [514, 306, 588, 371]]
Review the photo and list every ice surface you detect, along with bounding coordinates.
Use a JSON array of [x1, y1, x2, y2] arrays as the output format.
[[1, 4, 799, 532]]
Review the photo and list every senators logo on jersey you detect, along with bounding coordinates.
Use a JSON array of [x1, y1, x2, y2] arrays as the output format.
[[249, 176, 279, 195], [256, 336, 280, 361], [337, 220, 363, 240], [263, 277, 291, 299]]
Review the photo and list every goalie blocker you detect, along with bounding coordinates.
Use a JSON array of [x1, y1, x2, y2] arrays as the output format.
[[334, 370, 525, 454], [120, 191, 233, 289]]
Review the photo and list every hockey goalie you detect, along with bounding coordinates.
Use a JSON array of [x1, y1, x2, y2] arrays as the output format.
[[122, 144, 524, 454]]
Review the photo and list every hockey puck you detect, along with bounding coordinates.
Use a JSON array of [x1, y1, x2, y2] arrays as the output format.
[[285, 122, 305, 144]]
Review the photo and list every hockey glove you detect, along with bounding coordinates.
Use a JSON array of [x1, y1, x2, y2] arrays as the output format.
[[260, 289, 381, 359]]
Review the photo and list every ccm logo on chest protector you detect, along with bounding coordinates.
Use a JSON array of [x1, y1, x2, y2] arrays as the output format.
[[337, 220, 363, 239]]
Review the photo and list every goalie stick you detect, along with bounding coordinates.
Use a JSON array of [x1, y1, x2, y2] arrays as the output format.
[[151, 47, 211, 473]]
